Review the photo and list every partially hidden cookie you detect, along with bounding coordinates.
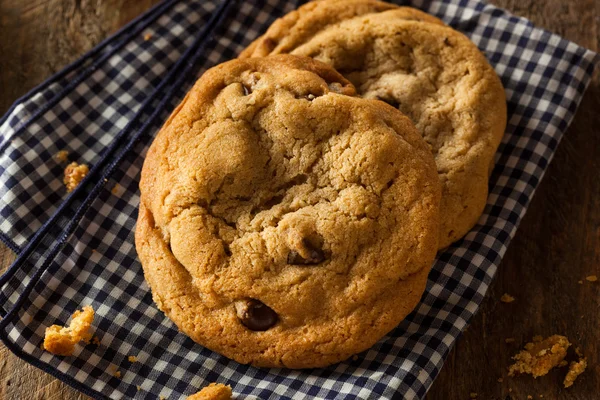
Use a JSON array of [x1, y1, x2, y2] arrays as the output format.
[[240, 0, 444, 59], [241, 1, 507, 248], [135, 55, 440, 368]]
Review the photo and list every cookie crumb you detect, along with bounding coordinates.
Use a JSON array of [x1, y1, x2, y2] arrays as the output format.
[[55, 150, 69, 162], [111, 183, 120, 195], [187, 383, 232, 400], [92, 335, 101, 346], [63, 161, 89, 192], [500, 293, 515, 303], [469, 393, 477, 399], [43, 306, 94, 356], [505, 338, 515, 344], [144, 33, 153, 41], [563, 357, 587, 388], [508, 335, 570, 378], [578, 280, 583, 284], [532, 335, 543, 343], [159, 396, 166, 400], [137, 385, 141, 391], [352, 355, 358, 361], [113, 370, 121, 378], [527, 396, 532, 399], [128, 355, 137, 363], [585, 275, 598, 282], [497, 378, 503, 383]]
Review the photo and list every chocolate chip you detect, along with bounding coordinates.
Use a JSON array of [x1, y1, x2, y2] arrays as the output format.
[[376, 96, 400, 109], [235, 299, 278, 331], [287, 239, 325, 265]]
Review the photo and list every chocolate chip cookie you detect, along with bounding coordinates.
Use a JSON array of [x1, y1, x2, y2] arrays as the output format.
[[240, 1, 507, 248], [135, 55, 441, 368]]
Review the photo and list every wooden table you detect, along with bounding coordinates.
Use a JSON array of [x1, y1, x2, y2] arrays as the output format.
[[0, 0, 598, 399]]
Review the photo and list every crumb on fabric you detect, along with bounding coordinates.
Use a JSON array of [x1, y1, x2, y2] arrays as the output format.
[[563, 357, 587, 388], [352, 355, 358, 361], [137, 385, 141, 391], [585, 275, 598, 282], [43, 306, 94, 356], [500, 293, 515, 303], [111, 183, 120, 195], [113, 370, 121, 378], [144, 33, 153, 41], [128, 355, 137, 363], [508, 335, 570, 378], [55, 150, 69, 162], [63, 161, 89, 192], [187, 383, 232, 400], [92, 335, 101, 346]]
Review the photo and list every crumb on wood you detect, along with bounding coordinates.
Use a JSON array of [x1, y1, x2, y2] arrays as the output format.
[[63, 161, 89, 192], [497, 378, 503, 383], [55, 150, 69, 163], [500, 293, 515, 303], [128, 355, 137, 363], [187, 383, 232, 400], [527, 396, 532, 399], [469, 393, 477, 399], [585, 275, 598, 282], [563, 357, 587, 388], [505, 338, 515, 344], [578, 280, 583, 284], [508, 335, 570, 378], [43, 306, 94, 356]]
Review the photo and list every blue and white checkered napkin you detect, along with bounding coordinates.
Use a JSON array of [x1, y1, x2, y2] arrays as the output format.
[[0, 0, 597, 398]]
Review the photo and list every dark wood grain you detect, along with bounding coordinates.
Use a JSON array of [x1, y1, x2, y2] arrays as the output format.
[[0, 1, 598, 399]]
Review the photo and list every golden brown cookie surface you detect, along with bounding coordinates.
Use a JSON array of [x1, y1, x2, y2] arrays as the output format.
[[135, 55, 440, 368], [241, 2, 506, 248]]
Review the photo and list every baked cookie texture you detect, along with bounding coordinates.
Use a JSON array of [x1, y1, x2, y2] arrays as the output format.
[[240, 0, 507, 248], [136, 55, 440, 368], [187, 383, 232, 400], [43, 306, 95, 356]]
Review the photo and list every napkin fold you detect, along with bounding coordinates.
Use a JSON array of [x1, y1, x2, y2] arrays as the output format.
[[0, 0, 598, 399]]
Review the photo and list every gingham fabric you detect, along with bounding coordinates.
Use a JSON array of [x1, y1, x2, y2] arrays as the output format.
[[0, 0, 597, 398]]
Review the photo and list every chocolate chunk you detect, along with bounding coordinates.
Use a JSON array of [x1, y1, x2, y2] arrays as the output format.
[[287, 239, 326, 265], [376, 96, 401, 109], [235, 299, 278, 331]]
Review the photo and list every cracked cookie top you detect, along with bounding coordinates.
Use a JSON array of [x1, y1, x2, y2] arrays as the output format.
[[135, 55, 440, 368], [240, 2, 507, 248]]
